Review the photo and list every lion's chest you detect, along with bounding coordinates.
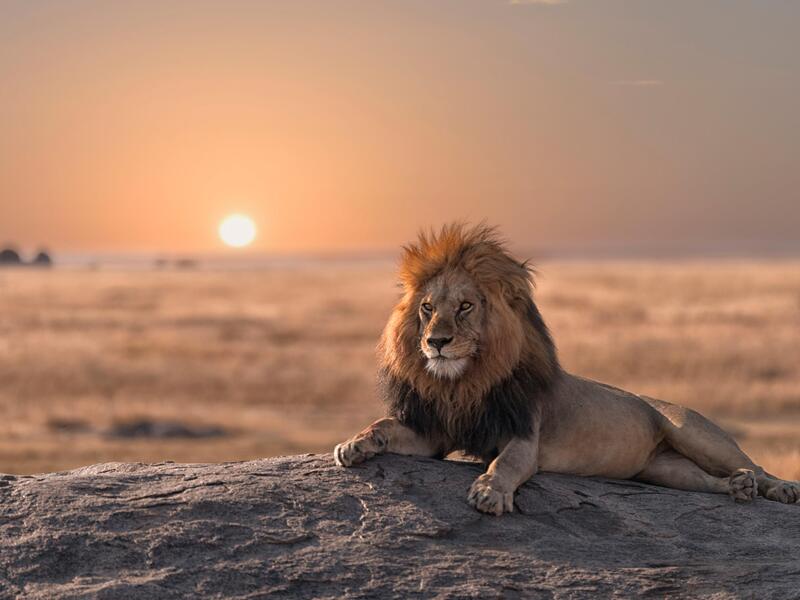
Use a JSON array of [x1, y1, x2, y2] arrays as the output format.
[[383, 373, 539, 460]]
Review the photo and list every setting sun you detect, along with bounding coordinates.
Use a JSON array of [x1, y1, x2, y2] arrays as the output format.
[[218, 214, 257, 248]]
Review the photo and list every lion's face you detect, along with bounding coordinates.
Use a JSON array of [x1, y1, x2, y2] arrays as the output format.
[[418, 270, 484, 379]]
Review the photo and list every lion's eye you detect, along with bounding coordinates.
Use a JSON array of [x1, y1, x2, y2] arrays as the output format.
[[421, 303, 433, 313], [459, 301, 473, 312]]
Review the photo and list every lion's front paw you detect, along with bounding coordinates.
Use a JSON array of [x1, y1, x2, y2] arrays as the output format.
[[333, 430, 387, 467], [728, 468, 757, 502], [334, 440, 369, 467], [468, 474, 514, 516]]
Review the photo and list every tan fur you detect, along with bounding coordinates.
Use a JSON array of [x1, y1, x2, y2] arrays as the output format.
[[336, 223, 800, 515]]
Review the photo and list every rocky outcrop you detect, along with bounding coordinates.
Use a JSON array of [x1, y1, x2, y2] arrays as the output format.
[[0, 248, 22, 265], [1, 454, 798, 599], [0, 247, 53, 267], [31, 251, 52, 267]]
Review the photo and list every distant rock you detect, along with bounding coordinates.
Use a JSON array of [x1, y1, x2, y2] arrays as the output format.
[[45, 418, 92, 434], [105, 419, 227, 439], [175, 258, 198, 270], [31, 251, 52, 267], [0, 247, 22, 265], [1, 454, 799, 598], [0, 247, 54, 268]]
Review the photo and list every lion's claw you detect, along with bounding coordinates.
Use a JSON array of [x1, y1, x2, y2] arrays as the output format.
[[468, 474, 514, 516]]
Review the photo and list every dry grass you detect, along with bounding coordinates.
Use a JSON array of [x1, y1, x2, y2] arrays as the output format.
[[1, 260, 798, 479]]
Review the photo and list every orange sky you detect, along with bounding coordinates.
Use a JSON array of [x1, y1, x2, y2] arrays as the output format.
[[1, 1, 798, 254]]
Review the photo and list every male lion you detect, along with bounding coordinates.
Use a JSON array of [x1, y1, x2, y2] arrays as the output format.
[[334, 224, 800, 515]]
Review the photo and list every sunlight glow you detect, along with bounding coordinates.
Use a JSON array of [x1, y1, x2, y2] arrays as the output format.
[[219, 214, 257, 248]]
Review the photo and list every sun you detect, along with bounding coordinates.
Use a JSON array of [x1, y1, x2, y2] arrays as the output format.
[[219, 214, 257, 248]]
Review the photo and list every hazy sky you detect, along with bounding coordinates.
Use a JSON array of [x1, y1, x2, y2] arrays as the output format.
[[1, 0, 798, 254]]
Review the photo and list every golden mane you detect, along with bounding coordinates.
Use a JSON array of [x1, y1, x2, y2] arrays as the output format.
[[378, 223, 559, 449]]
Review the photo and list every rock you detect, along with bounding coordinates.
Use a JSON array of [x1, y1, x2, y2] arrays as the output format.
[[1, 454, 798, 598], [0, 247, 53, 267], [105, 419, 227, 439], [0, 247, 22, 265], [175, 258, 198, 270], [31, 251, 53, 267]]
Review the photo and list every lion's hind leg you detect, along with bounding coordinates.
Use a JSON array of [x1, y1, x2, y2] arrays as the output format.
[[635, 450, 757, 501], [648, 399, 800, 504]]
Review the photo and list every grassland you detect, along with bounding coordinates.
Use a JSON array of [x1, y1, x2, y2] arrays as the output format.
[[1, 260, 798, 478]]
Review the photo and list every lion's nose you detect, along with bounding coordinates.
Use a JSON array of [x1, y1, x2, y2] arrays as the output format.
[[427, 337, 453, 352]]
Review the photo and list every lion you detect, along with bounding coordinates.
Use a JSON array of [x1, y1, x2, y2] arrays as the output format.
[[333, 223, 800, 515]]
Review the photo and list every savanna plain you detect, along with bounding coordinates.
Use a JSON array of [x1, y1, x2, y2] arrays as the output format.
[[1, 260, 799, 480]]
